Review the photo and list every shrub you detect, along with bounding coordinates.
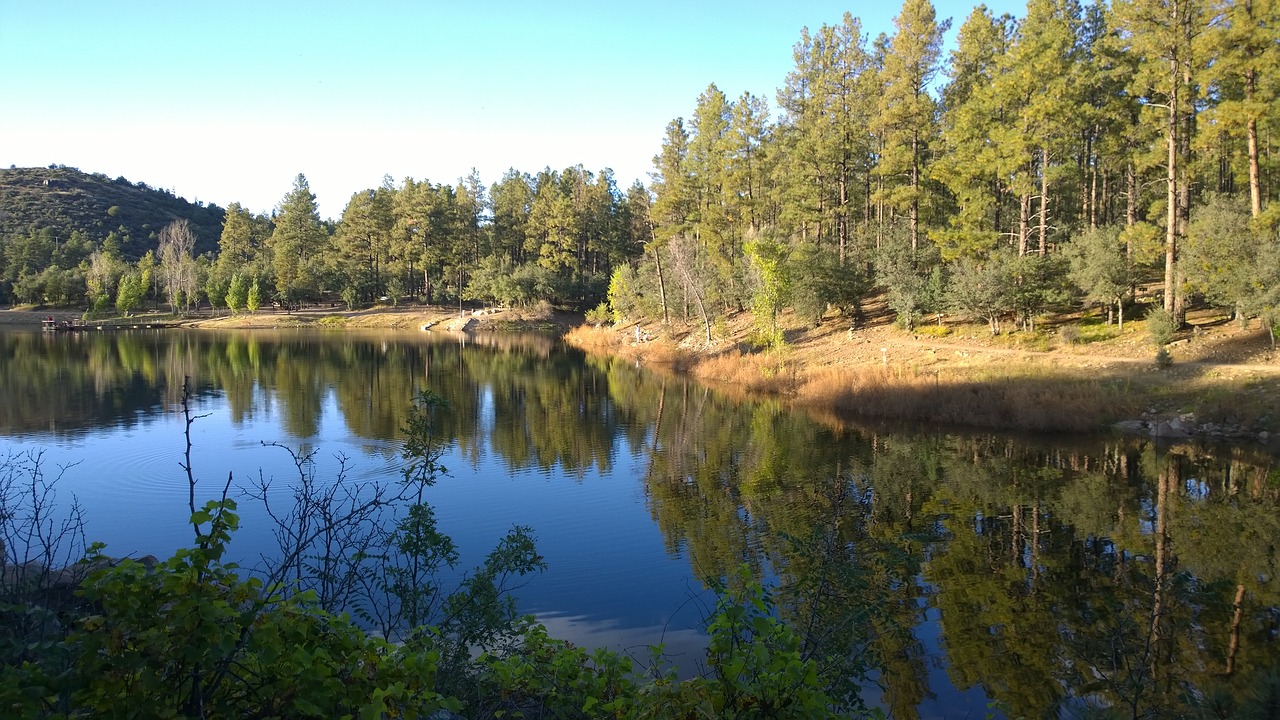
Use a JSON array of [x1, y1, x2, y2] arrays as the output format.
[[915, 324, 952, 338], [1146, 307, 1178, 348], [1058, 324, 1080, 346], [1015, 330, 1053, 351], [585, 302, 611, 327]]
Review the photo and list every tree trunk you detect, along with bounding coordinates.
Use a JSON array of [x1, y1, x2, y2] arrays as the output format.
[[1039, 147, 1050, 255], [651, 241, 670, 326], [910, 131, 921, 252], [1163, 73, 1178, 316], [1126, 162, 1137, 228], [1090, 133, 1099, 228], [1247, 115, 1262, 218], [1018, 193, 1031, 257], [875, 136, 886, 249], [838, 170, 849, 265]]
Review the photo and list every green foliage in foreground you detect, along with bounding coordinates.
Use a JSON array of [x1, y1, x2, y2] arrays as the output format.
[[0, 508, 852, 719]]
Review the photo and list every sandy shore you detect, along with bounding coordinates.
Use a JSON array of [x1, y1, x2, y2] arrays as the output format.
[[1, 304, 576, 332]]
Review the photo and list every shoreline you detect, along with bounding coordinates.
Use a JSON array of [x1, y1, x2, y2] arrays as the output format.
[[561, 312, 1279, 445], [7, 304, 1278, 444]]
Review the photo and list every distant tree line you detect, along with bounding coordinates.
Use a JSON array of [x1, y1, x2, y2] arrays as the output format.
[[3, 0, 1279, 337], [0, 167, 647, 316]]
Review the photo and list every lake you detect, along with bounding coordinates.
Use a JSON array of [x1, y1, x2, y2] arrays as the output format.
[[2, 328, 1277, 718]]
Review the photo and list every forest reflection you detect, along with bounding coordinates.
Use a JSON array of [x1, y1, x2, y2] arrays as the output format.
[[1, 329, 1277, 718]]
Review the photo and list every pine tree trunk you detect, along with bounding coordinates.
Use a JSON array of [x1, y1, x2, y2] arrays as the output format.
[[1018, 193, 1031, 257], [838, 169, 849, 264], [1248, 115, 1262, 218], [652, 246, 669, 325], [1090, 136, 1099, 229], [910, 130, 920, 252], [1163, 77, 1178, 316], [1126, 162, 1137, 228], [1039, 147, 1050, 255]]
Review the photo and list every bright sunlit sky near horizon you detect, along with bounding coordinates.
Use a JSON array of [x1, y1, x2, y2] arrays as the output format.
[[1, 0, 1027, 220]]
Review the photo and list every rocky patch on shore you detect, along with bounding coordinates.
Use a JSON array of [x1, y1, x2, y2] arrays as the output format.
[[1114, 410, 1272, 444]]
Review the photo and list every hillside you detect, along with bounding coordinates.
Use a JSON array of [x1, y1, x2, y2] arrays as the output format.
[[0, 166, 224, 258]]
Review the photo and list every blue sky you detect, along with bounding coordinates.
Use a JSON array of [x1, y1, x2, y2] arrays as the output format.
[[1, 0, 1027, 220]]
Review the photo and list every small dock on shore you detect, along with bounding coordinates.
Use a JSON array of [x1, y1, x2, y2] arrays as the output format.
[[42, 318, 182, 333]]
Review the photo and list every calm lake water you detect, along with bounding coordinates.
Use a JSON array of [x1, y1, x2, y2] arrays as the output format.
[[2, 328, 1277, 718]]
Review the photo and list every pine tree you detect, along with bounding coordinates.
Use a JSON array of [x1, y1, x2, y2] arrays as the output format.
[[777, 14, 878, 260], [267, 173, 327, 303], [935, 6, 1014, 259], [1206, 0, 1280, 218], [1111, 0, 1208, 318], [873, 0, 950, 251], [225, 273, 247, 313], [988, 0, 1087, 256], [334, 187, 394, 303]]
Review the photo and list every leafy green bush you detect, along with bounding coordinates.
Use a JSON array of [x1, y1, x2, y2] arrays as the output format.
[[1, 512, 851, 719], [585, 302, 611, 327]]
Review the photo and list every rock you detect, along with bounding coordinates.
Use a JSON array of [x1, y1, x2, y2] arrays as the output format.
[[444, 317, 477, 332], [1113, 420, 1147, 434], [1258, 431, 1270, 441], [1152, 420, 1190, 439]]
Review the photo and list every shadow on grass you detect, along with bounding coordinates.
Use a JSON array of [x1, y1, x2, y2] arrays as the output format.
[[798, 366, 1141, 433]]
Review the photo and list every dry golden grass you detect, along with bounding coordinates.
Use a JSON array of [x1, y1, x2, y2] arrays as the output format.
[[565, 325, 693, 368], [692, 350, 800, 397], [563, 325, 625, 350]]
